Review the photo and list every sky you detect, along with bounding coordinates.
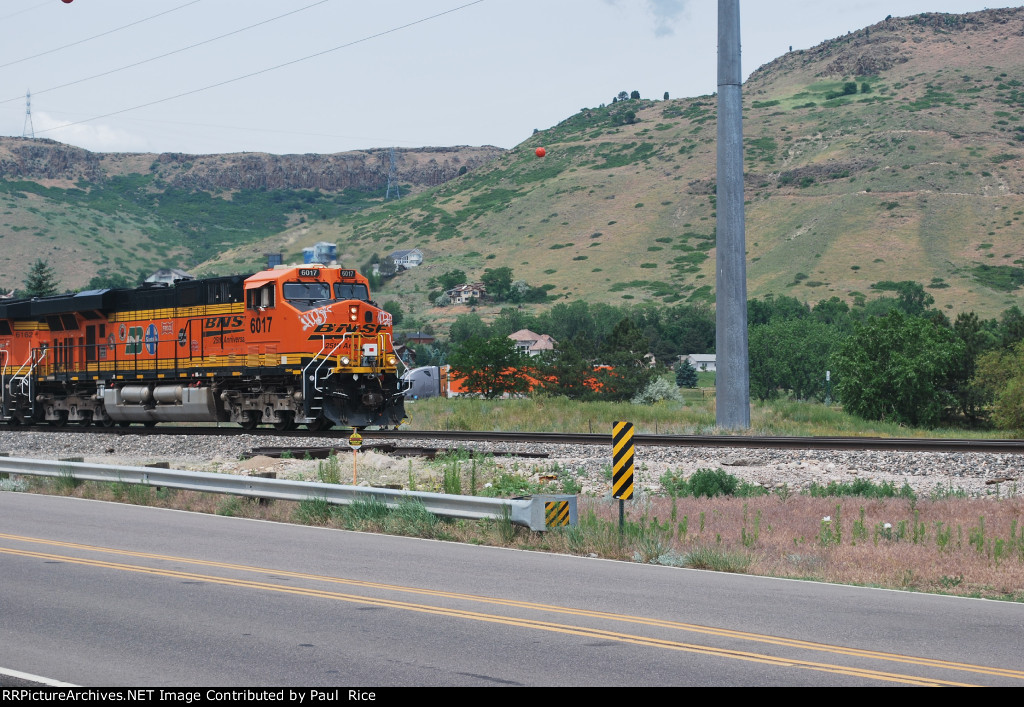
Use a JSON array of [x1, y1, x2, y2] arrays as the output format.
[[0, 0, 1015, 155]]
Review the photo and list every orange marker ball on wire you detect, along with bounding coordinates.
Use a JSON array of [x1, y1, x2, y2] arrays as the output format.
[[62, 0, 73, 4], [535, 147, 546, 158]]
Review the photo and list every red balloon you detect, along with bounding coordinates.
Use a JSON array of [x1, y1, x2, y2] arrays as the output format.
[[62, 0, 73, 4], [535, 147, 546, 158]]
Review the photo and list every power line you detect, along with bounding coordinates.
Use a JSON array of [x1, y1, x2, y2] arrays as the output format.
[[0, 0, 334, 106], [0, 0, 205, 71], [35, 0, 487, 138], [0, 2, 49, 22]]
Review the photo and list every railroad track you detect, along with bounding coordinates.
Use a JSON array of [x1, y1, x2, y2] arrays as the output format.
[[4, 424, 1023, 454]]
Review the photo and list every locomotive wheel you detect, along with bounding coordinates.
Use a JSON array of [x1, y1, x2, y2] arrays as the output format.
[[143, 421, 158, 428], [273, 411, 297, 431], [239, 411, 260, 430], [49, 411, 69, 428], [97, 416, 116, 428]]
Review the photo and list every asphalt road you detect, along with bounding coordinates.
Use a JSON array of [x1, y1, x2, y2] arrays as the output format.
[[1, 493, 1022, 687]]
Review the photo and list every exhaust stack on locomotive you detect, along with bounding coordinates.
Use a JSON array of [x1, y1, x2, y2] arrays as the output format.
[[0, 265, 407, 430]]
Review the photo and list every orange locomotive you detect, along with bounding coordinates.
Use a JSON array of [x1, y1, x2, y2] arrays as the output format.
[[0, 265, 407, 429]]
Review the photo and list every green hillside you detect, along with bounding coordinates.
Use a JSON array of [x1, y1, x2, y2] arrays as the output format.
[[3, 8, 1023, 327], [200, 7, 1024, 325]]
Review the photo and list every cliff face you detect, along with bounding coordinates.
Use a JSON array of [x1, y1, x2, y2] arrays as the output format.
[[0, 137, 504, 192], [0, 138, 105, 182]]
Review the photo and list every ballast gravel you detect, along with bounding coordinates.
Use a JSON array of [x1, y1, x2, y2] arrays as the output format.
[[1, 429, 1021, 499]]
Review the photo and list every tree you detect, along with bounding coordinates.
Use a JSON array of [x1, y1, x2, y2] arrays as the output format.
[[534, 337, 597, 400], [747, 294, 810, 325], [663, 91, 670, 101], [448, 313, 489, 345], [448, 335, 529, 399], [972, 342, 1024, 430], [431, 269, 467, 291], [592, 319, 654, 402], [675, 360, 699, 388], [630, 90, 641, 100], [749, 318, 844, 401], [383, 301, 405, 327], [998, 306, 1024, 348], [950, 311, 997, 421], [23, 259, 59, 298], [831, 311, 965, 427], [481, 266, 514, 302], [87, 272, 138, 290]]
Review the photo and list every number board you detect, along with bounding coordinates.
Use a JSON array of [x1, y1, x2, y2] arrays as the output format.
[[612, 421, 634, 500], [339, 269, 356, 278], [298, 269, 320, 278]]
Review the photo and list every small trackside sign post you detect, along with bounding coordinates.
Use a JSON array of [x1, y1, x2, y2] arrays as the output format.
[[348, 432, 362, 484], [612, 421, 635, 530]]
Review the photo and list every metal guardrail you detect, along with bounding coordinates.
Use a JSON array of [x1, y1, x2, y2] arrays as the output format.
[[0, 457, 576, 532]]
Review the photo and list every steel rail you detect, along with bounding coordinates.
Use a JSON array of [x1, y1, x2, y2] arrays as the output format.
[[2, 424, 1022, 453]]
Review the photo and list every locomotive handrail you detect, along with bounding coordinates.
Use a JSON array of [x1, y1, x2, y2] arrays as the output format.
[[307, 334, 348, 393], [0, 457, 577, 532], [0, 348, 7, 416]]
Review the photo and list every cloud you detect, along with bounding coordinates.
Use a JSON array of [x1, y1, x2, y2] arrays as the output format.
[[647, 0, 690, 37], [33, 112, 152, 153]]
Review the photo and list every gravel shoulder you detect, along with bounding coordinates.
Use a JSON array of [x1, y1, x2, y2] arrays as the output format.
[[2, 430, 1022, 499]]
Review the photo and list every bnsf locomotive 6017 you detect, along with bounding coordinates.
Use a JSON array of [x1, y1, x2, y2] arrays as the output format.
[[0, 265, 407, 430]]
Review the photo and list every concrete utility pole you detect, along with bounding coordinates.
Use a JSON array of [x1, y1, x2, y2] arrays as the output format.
[[715, 0, 750, 429]]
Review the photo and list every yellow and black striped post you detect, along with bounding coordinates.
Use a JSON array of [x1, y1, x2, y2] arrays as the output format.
[[545, 501, 571, 528], [612, 421, 635, 500], [612, 421, 635, 531]]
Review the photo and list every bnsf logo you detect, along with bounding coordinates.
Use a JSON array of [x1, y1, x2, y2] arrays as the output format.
[[205, 316, 244, 329], [312, 323, 389, 335]]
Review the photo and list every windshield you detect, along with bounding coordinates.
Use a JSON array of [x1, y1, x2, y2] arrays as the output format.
[[283, 282, 331, 310], [334, 283, 369, 302]]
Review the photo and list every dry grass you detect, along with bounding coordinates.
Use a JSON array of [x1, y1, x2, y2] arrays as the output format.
[[15, 474, 1024, 602], [550, 495, 1024, 601]]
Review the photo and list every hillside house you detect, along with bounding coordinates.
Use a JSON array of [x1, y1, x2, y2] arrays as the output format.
[[145, 268, 193, 285], [303, 241, 338, 265], [389, 248, 424, 269], [401, 331, 436, 346], [684, 354, 716, 372], [508, 329, 557, 356], [446, 283, 485, 305]]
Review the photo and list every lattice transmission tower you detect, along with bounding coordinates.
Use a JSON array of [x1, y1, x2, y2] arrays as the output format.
[[22, 89, 34, 139], [385, 147, 400, 200]]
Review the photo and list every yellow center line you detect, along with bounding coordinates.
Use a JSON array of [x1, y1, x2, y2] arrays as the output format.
[[0, 545, 973, 686], [5, 533, 1021, 682], [3, 532, 1019, 681]]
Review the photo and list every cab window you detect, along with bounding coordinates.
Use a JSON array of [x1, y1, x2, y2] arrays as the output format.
[[246, 283, 276, 310], [283, 282, 331, 311], [333, 282, 369, 302]]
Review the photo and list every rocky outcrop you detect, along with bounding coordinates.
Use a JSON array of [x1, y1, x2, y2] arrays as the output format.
[[0, 137, 504, 192], [748, 7, 1024, 83], [0, 138, 105, 182]]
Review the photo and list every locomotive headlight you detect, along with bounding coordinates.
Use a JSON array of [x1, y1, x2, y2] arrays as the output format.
[[340, 355, 351, 365], [349, 305, 359, 322], [387, 355, 397, 366]]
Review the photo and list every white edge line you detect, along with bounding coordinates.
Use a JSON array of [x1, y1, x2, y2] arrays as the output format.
[[0, 667, 79, 687]]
